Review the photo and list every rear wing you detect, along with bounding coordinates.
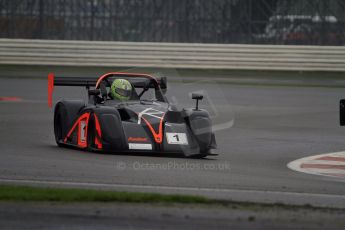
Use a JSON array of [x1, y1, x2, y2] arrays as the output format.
[[48, 72, 167, 108], [48, 73, 97, 108]]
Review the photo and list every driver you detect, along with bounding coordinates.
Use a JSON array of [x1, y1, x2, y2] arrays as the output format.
[[110, 79, 132, 101]]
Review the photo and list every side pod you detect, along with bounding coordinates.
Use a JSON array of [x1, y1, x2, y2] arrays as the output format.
[[93, 107, 127, 151]]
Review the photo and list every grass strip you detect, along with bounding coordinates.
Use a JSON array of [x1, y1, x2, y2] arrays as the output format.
[[0, 185, 211, 204], [0, 185, 344, 213]]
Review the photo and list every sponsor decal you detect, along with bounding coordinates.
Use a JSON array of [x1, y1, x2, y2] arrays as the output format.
[[128, 143, 152, 150], [128, 137, 148, 142], [79, 120, 87, 143], [166, 133, 188, 145]]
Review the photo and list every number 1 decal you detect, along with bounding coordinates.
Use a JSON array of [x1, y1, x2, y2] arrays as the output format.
[[166, 133, 188, 145], [173, 134, 180, 142]]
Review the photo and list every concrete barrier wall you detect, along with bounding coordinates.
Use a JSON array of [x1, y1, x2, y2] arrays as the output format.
[[0, 39, 344, 71]]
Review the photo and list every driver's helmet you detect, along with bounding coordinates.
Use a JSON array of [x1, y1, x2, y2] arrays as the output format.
[[110, 79, 132, 101]]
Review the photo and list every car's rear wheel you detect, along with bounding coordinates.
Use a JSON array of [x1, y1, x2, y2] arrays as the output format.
[[54, 105, 65, 146], [54, 100, 86, 147]]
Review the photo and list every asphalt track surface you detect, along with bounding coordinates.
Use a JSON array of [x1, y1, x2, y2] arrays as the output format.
[[1, 202, 344, 230], [0, 76, 345, 209]]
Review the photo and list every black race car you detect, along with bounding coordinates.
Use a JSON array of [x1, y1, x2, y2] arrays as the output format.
[[48, 72, 217, 158]]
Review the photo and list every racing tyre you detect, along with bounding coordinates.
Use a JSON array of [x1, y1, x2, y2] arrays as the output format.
[[54, 104, 67, 147]]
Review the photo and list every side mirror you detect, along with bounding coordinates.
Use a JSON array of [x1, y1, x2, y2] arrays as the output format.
[[88, 89, 100, 105], [88, 89, 100, 96], [160, 77, 167, 95], [191, 93, 203, 110], [340, 99, 345, 126], [99, 82, 108, 99], [192, 93, 203, 100]]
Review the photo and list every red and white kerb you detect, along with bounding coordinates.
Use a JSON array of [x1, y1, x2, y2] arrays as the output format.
[[288, 151, 345, 179]]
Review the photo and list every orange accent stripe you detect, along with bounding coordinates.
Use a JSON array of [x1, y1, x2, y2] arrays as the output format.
[[140, 113, 166, 144], [316, 156, 345, 162], [64, 112, 90, 148], [301, 163, 345, 170], [94, 114, 102, 149], [95, 72, 158, 89]]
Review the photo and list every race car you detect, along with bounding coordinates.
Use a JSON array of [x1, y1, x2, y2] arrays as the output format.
[[48, 72, 217, 158]]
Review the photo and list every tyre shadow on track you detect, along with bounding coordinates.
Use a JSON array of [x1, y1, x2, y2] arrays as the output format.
[[46, 145, 217, 161]]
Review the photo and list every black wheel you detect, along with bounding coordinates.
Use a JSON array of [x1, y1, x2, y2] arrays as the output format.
[[54, 104, 67, 147], [53, 100, 86, 147]]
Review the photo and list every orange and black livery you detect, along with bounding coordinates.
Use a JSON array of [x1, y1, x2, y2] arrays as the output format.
[[49, 72, 217, 158]]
